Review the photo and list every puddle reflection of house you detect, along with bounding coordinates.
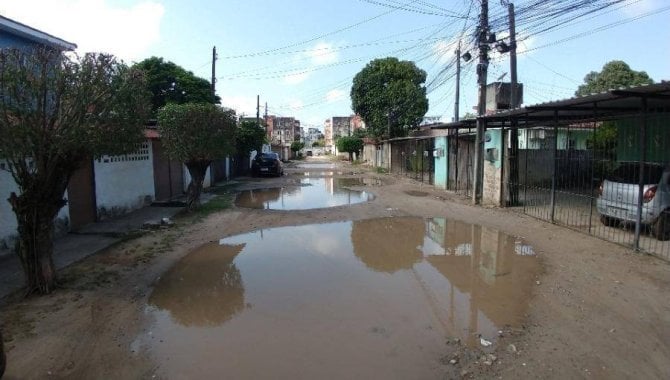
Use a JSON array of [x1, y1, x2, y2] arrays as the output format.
[[351, 217, 424, 273], [149, 242, 246, 327], [424, 219, 538, 345]]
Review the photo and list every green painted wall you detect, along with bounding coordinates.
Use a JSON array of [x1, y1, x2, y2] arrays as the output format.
[[616, 115, 670, 163]]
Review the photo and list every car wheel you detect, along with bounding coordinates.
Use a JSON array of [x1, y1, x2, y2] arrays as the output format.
[[600, 215, 618, 227], [651, 210, 670, 241]]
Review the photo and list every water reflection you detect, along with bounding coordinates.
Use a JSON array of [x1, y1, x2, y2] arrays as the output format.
[[144, 217, 538, 378], [351, 217, 424, 273], [235, 178, 374, 210], [148, 242, 246, 327]]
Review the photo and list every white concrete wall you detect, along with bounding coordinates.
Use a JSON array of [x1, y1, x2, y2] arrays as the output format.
[[94, 141, 155, 220], [1, 160, 70, 255], [183, 165, 211, 191]]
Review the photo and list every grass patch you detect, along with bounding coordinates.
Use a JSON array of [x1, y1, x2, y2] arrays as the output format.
[[191, 194, 234, 221], [374, 166, 389, 174]]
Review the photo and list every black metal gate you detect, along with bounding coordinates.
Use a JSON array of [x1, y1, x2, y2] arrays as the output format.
[[503, 113, 670, 261], [447, 129, 475, 197]]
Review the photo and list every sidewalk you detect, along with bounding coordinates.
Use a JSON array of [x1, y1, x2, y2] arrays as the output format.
[[0, 204, 184, 299]]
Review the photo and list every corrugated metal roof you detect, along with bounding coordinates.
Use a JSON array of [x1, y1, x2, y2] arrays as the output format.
[[431, 81, 670, 129], [0, 15, 77, 51]]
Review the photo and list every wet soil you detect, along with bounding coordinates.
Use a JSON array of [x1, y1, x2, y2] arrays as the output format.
[[1, 157, 670, 379]]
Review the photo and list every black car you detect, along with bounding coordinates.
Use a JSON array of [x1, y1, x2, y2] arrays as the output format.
[[252, 152, 283, 177]]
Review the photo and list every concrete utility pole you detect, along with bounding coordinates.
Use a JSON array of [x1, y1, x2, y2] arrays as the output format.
[[256, 95, 260, 126], [211, 46, 217, 103], [473, 0, 489, 205], [454, 41, 461, 122], [507, 1, 520, 206]]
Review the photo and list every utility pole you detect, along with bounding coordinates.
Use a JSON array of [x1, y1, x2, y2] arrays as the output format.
[[211, 46, 217, 103], [473, 0, 489, 205], [507, 1, 520, 206], [256, 95, 260, 127], [454, 41, 461, 122]]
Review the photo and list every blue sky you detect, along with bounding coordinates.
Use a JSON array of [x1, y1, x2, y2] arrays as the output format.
[[2, 0, 669, 131]]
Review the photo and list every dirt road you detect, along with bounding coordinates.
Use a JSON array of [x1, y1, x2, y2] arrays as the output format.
[[1, 157, 669, 379]]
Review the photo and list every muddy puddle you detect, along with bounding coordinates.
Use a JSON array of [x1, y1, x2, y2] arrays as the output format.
[[144, 217, 539, 378], [235, 177, 375, 210]]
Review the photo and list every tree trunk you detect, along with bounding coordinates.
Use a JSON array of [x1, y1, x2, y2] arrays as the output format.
[[348, 152, 353, 161], [9, 191, 61, 294], [185, 160, 211, 211]]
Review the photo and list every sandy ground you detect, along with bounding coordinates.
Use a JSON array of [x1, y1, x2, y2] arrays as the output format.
[[1, 157, 669, 379]]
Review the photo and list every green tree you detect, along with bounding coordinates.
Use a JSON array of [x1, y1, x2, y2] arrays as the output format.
[[311, 140, 323, 147], [352, 128, 368, 139], [351, 57, 428, 139], [158, 103, 236, 211], [133, 56, 219, 116], [0, 48, 150, 294], [290, 141, 305, 156], [236, 120, 267, 157], [336, 136, 364, 161], [575, 60, 653, 96]]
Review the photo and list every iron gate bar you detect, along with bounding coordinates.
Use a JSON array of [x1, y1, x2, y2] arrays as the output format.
[[634, 97, 648, 250], [550, 110, 558, 223], [588, 102, 598, 234]]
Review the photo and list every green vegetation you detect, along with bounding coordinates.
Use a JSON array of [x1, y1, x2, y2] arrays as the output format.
[[351, 57, 428, 139], [0, 48, 150, 294], [336, 136, 364, 161], [236, 120, 267, 156], [157, 103, 237, 211], [576, 60, 653, 96], [133, 56, 220, 116], [374, 166, 389, 174], [291, 141, 305, 155]]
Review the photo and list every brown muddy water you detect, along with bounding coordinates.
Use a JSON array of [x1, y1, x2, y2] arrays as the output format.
[[235, 178, 375, 210], [143, 217, 539, 379]]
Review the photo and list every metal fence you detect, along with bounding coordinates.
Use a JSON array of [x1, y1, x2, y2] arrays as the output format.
[[447, 129, 475, 197], [503, 112, 670, 261], [390, 138, 435, 185]]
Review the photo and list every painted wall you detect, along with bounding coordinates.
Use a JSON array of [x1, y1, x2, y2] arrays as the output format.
[[183, 166, 212, 191], [434, 136, 448, 190], [616, 115, 670, 163], [483, 129, 503, 205], [0, 31, 38, 49], [94, 141, 155, 220], [0, 160, 70, 256], [518, 128, 590, 150]]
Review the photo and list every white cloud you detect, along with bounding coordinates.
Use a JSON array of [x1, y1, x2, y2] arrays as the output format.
[[221, 95, 257, 116], [325, 89, 346, 103], [307, 42, 339, 65], [0, 0, 164, 62], [288, 99, 304, 110], [283, 71, 310, 85]]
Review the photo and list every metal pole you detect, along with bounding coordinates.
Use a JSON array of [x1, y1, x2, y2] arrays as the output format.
[[507, 1, 520, 206], [634, 97, 648, 250], [211, 46, 217, 102], [473, 0, 489, 205], [454, 42, 461, 122], [550, 110, 558, 223]]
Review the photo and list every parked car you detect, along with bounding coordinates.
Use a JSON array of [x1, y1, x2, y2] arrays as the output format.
[[252, 152, 283, 177], [596, 162, 670, 240]]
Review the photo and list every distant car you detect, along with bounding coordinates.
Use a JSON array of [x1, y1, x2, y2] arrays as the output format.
[[252, 152, 283, 177], [596, 162, 670, 240]]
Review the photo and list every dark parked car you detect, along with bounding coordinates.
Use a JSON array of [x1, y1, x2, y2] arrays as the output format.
[[252, 152, 283, 177]]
